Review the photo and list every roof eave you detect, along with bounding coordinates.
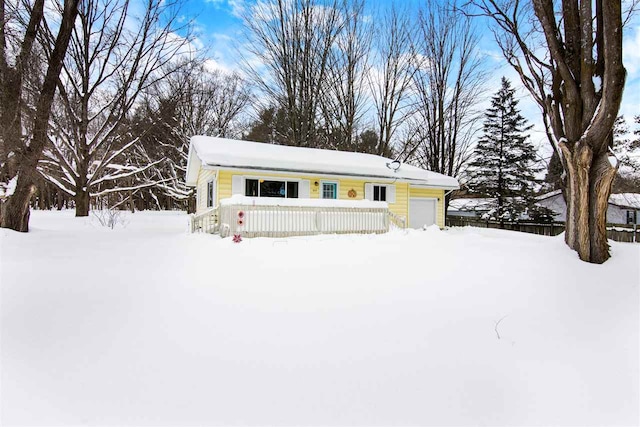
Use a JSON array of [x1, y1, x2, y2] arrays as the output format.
[[185, 141, 201, 187], [204, 162, 459, 189], [408, 182, 460, 191], [608, 202, 640, 210]]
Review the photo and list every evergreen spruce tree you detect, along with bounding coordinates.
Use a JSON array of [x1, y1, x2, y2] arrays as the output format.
[[468, 77, 545, 223]]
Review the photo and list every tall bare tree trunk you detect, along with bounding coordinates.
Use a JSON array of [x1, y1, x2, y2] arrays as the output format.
[[75, 188, 90, 217], [0, 179, 34, 231], [561, 140, 619, 262], [0, 0, 79, 231], [589, 152, 618, 262]]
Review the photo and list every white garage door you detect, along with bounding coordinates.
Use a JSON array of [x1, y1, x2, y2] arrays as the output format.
[[409, 198, 437, 229]]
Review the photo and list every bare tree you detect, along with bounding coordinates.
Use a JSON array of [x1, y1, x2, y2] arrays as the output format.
[[401, 0, 485, 210], [320, 0, 372, 151], [471, 0, 627, 263], [0, 0, 79, 231], [242, 0, 343, 147], [38, 0, 192, 216], [165, 65, 251, 139], [368, 4, 416, 157], [244, 105, 289, 144], [131, 63, 251, 212]]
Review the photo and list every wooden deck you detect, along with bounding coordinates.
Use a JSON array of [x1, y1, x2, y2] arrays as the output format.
[[191, 202, 407, 237]]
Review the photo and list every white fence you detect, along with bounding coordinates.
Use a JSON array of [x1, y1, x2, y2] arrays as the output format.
[[217, 203, 390, 238], [190, 208, 218, 233], [388, 210, 407, 229]]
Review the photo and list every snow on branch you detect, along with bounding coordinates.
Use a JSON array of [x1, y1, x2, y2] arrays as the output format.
[[90, 178, 174, 197], [90, 158, 165, 187], [0, 175, 19, 199], [37, 170, 77, 196], [87, 137, 141, 186]]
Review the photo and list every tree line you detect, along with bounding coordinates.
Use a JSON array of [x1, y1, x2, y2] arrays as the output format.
[[0, 0, 636, 263], [1, 0, 490, 217]]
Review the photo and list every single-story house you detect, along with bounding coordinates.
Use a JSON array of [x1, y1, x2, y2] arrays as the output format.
[[536, 190, 640, 224], [185, 136, 459, 236]]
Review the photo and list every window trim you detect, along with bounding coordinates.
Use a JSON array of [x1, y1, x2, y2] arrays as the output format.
[[365, 182, 395, 203], [373, 184, 386, 202], [320, 180, 339, 199], [243, 176, 301, 198], [206, 179, 216, 208]]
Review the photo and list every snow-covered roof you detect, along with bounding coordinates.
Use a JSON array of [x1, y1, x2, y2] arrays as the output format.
[[186, 136, 459, 189], [536, 191, 640, 209], [608, 193, 640, 209], [536, 189, 563, 201], [448, 198, 494, 212]]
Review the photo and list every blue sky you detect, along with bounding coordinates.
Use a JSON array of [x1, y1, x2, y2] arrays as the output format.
[[182, 0, 640, 160]]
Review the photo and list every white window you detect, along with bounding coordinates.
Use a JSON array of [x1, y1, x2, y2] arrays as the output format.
[[364, 183, 396, 203], [232, 175, 310, 198], [373, 185, 386, 201], [321, 181, 338, 199], [244, 178, 299, 198], [206, 180, 215, 207]]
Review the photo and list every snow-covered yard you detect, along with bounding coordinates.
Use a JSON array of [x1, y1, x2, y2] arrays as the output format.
[[1, 210, 638, 426]]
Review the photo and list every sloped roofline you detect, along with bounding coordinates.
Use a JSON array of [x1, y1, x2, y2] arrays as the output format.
[[186, 136, 460, 189]]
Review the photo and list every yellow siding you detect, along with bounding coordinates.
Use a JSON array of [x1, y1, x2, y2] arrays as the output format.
[[393, 182, 409, 220], [217, 170, 409, 219], [409, 187, 446, 228], [198, 168, 448, 228], [195, 168, 216, 213]]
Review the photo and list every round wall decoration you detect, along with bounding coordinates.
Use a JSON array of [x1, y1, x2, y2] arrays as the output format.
[[348, 189, 357, 198]]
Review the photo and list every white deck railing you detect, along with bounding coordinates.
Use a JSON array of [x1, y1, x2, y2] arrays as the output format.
[[388, 210, 407, 229], [190, 207, 218, 233], [217, 196, 391, 238]]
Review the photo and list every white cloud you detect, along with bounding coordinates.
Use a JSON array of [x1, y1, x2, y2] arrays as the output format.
[[201, 32, 248, 75], [620, 78, 640, 121], [622, 24, 640, 122], [623, 25, 640, 75], [204, 0, 246, 18], [228, 0, 247, 18], [203, 58, 231, 73]]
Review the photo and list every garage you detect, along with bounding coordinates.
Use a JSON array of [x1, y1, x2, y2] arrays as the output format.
[[409, 198, 437, 229]]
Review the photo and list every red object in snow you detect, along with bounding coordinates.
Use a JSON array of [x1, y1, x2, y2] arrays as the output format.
[[232, 234, 242, 243], [238, 210, 245, 219]]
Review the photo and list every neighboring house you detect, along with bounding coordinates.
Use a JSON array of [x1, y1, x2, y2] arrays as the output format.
[[536, 190, 640, 224], [447, 197, 534, 220], [534, 190, 566, 220], [608, 193, 640, 224], [185, 136, 459, 235], [447, 198, 494, 218]]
